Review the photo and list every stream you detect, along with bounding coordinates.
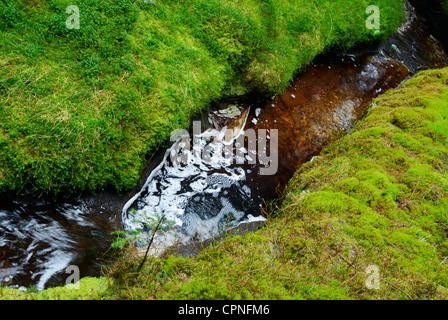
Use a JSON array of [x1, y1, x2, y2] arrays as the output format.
[[1, 1, 447, 291]]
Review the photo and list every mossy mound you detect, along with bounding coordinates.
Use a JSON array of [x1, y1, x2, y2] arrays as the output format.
[[0, 0, 405, 195], [270, 67, 448, 299]]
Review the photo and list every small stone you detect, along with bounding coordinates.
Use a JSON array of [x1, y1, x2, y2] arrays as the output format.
[[218, 104, 241, 118], [391, 44, 401, 54]]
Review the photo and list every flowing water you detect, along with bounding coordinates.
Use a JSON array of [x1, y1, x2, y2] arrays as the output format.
[[1, 1, 448, 290]]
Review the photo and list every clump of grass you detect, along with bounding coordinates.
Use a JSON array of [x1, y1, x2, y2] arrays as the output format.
[[0, 0, 405, 196]]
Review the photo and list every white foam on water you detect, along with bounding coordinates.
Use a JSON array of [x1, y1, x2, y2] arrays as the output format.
[[122, 106, 266, 255], [35, 253, 73, 291]]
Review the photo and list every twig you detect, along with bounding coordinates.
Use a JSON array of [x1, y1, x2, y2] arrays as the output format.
[[410, 176, 421, 199], [382, 279, 413, 300], [136, 217, 164, 273]]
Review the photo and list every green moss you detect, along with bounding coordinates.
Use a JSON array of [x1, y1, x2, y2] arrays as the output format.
[[0, 0, 405, 195], [273, 67, 448, 299], [1, 277, 110, 300]]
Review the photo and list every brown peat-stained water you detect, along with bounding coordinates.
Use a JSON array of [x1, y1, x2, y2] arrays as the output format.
[[1, 1, 448, 290]]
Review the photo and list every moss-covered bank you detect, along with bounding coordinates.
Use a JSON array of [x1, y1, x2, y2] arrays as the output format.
[[0, 0, 404, 195], [3, 66, 448, 300]]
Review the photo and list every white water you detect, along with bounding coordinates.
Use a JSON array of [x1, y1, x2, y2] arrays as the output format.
[[122, 108, 266, 255]]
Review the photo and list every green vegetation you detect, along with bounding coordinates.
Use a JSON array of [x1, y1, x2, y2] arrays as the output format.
[[3, 66, 448, 300], [111, 210, 177, 273], [1, 277, 109, 300], [441, 0, 448, 14], [0, 0, 405, 195]]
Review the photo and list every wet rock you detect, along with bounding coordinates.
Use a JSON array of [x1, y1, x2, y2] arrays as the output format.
[[209, 103, 244, 130], [218, 104, 241, 118], [391, 44, 401, 54]]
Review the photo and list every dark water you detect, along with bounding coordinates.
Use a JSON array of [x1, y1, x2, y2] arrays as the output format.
[[0, 193, 128, 290], [1, 1, 448, 290]]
